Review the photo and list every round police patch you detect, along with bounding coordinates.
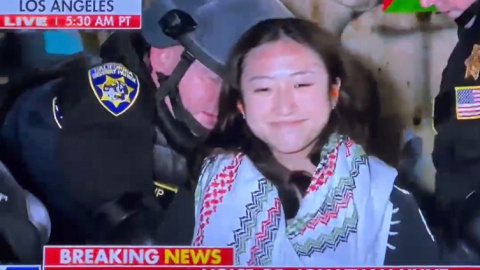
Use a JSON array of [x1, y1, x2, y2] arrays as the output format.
[[88, 63, 140, 117]]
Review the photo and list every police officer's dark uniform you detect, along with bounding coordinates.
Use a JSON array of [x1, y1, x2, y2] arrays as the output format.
[[432, 0, 480, 254], [0, 0, 292, 244], [2, 48, 177, 244], [433, 0, 480, 204]]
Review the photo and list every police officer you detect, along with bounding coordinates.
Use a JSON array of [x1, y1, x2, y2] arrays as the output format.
[[0, 160, 50, 263], [420, 0, 480, 254], [0, 0, 293, 244], [421, 0, 479, 208]]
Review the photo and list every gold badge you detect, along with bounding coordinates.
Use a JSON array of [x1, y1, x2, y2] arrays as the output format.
[[465, 44, 480, 80]]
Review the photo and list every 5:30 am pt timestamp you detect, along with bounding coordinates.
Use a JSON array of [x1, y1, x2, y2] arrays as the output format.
[[0, 14, 140, 29]]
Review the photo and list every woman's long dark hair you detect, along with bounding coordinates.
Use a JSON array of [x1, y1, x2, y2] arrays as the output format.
[[195, 18, 376, 219]]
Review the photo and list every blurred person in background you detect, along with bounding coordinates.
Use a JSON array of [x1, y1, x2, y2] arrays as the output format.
[[18, 30, 84, 69], [0, 30, 85, 123]]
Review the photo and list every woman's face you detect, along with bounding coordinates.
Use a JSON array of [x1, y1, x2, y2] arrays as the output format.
[[240, 38, 337, 156]]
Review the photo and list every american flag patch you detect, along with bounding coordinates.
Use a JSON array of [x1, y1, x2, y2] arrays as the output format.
[[455, 86, 480, 120]]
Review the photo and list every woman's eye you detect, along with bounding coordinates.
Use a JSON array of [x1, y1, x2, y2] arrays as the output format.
[[294, 83, 313, 88], [253, 88, 269, 93]]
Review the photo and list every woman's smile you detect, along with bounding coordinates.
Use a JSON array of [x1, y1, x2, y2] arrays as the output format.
[[268, 119, 307, 128]]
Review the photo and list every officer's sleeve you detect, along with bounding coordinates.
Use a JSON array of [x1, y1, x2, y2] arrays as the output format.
[[54, 59, 158, 238], [154, 183, 195, 245], [456, 1, 480, 36]]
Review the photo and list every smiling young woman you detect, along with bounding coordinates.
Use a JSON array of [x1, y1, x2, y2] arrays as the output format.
[[188, 18, 470, 266]]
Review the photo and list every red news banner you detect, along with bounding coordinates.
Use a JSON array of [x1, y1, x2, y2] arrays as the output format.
[[42, 246, 480, 270], [0, 0, 141, 29], [44, 246, 233, 270]]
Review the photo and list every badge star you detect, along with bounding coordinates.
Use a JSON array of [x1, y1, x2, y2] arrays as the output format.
[[98, 76, 134, 107], [465, 44, 480, 80]]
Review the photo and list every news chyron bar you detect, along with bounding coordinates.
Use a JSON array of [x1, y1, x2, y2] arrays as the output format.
[[38, 246, 479, 270], [0, 0, 141, 29], [0, 246, 477, 270]]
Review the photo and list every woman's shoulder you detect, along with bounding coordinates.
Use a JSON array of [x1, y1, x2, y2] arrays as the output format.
[[367, 155, 398, 176], [366, 155, 428, 213], [389, 185, 431, 234], [386, 185, 438, 265], [198, 153, 246, 181], [366, 155, 398, 195], [198, 152, 262, 186], [367, 155, 432, 233], [389, 185, 420, 211]]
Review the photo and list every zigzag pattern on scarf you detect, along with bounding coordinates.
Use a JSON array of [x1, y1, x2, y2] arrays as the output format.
[[349, 150, 368, 178], [288, 145, 367, 248], [308, 137, 342, 193], [308, 145, 340, 194], [292, 208, 359, 257], [194, 154, 243, 246], [228, 178, 273, 264], [308, 136, 342, 179], [345, 139, 355, 157], [195, 158, 217, 206], [287, 176, 355, 237], [247, 198, 281, 265]]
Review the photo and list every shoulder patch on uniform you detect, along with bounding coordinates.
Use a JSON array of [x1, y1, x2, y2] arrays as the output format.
[[153, 181, 178, 209], [88, 63, 140, 117], [52, 97, 62, 128], [154, 181, 179, 194], [465, 44, 480, 80], [455, 86, 480, 120]]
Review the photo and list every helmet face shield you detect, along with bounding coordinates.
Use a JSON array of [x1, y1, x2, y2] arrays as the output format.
[[141, 0, 293, 151], [185, 0, 293, 76], [142, 0, 293, 76]]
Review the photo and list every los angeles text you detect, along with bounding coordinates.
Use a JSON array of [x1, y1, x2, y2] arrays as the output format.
[[19, 0, 114, 13]]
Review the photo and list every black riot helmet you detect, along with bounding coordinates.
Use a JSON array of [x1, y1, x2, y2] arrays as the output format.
[[141, 0, 293, 152]]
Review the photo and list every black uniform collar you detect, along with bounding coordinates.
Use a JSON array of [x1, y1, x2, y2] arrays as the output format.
[[455, 0, 480, 28]]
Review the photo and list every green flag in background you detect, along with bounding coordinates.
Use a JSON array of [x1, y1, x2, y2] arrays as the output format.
[[383, 0, 437, 13]]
